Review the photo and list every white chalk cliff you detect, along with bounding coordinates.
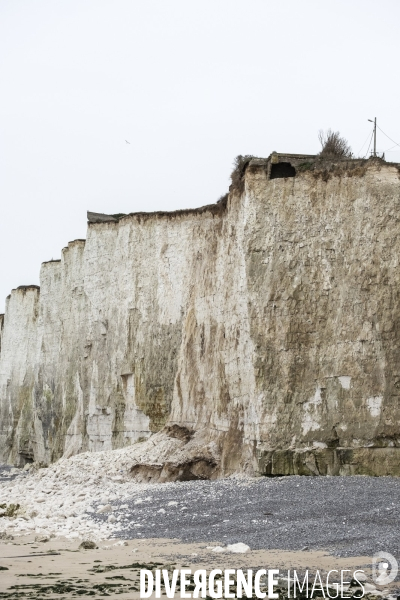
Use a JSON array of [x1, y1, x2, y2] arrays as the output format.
[[1, 154, 400, 478]]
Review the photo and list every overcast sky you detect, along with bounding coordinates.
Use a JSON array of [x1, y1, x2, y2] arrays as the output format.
[[1, 0, 400, 310]]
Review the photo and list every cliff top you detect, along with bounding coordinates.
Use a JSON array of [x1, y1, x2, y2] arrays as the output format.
[[87, 154, 399, 225]]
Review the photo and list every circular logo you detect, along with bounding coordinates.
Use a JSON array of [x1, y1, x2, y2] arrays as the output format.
[[372, 551, 398, 585]]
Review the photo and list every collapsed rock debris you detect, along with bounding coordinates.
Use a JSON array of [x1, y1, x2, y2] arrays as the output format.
[[1, 455, 400, 559]]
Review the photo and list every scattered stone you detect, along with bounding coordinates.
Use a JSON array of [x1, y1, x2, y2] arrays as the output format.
[[113, 540, 128, 546], [363, 583, 380, 595], [301, 546, 309, 551], [211, 546, 225, 552], [79, 540, 98, 550], [226, 542, 250, 553], [35, 535, 50, 543], [0, 503, 20, 517], [108, 515, 117, 523], [97, 504, 112, 514], [0, 532, 14, 540]]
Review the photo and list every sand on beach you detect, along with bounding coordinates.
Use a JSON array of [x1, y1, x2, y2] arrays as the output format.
[[0, 534, 382, 599]]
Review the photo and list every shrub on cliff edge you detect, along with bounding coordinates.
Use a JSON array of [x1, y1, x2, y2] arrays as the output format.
[[230, 155, 255, 194], [318, 129, 353, 158]]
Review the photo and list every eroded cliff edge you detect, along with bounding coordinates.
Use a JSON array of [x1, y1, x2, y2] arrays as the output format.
[[1, 155, 400, 478]]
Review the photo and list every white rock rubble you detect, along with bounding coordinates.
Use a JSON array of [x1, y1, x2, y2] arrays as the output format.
[[0, 446, 168, 541]]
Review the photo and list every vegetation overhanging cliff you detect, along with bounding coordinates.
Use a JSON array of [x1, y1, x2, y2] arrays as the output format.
[[1, 153, 400, 479]]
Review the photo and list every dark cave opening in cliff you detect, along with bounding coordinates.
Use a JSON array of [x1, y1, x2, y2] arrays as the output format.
[[270, 162, 296, 179]]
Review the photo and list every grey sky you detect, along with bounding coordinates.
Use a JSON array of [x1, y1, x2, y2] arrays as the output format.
[[1, 0, 399, 310]]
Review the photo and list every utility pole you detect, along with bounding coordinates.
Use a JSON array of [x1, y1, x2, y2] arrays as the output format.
[[368, 117, 377, 156]]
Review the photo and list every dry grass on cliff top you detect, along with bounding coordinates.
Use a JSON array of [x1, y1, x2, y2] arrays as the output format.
[[230, 155, 256, 194]]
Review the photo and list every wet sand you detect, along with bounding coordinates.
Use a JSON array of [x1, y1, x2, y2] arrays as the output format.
[[0, 534, 385, 599]]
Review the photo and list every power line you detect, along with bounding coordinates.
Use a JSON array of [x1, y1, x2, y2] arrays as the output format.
[[357, 127, 374, 157], [383, 144, 400, 153], [364, 130, 374, 159], [376, 125, 400, 149]]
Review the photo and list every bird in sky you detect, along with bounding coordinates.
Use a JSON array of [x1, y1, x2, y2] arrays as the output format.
[[125, 140, 130, 144]]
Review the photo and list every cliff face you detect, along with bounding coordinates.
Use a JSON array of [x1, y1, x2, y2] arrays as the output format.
[[1, 157, 400, 477]]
